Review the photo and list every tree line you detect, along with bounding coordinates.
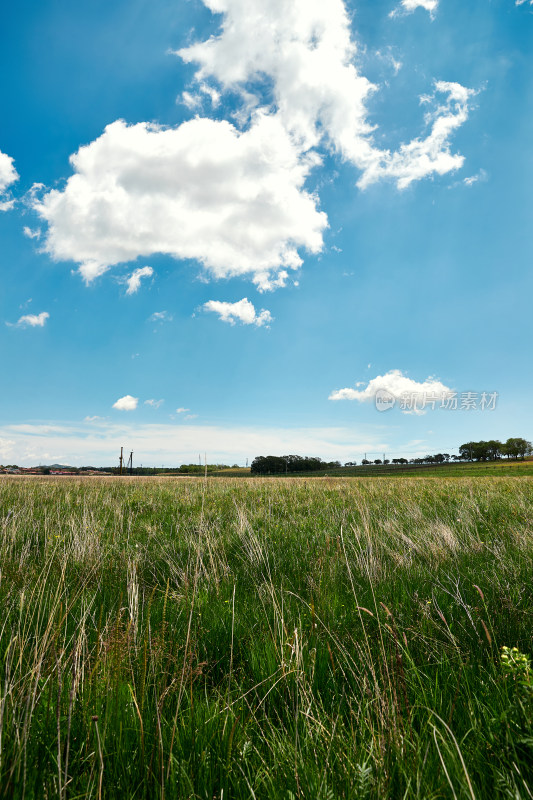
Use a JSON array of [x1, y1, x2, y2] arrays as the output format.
[[458, 437, 532, 462], [250, 437, 531, 474], [251, 455, 341, 475]]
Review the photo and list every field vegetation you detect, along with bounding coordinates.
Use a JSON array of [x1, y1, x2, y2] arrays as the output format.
[[0, 476, 531, 799]]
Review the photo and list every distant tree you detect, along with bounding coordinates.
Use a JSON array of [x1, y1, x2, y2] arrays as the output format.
[[383, 459, 390, 465], [361, 459, 370, 465], [486, 440, 503, 460], [251, 454, 336, 475], [459, 442, 479, 461], [374, 459, 382, 465], [251, 456, 286, 475], [459, 440, 504, 462], [502, 437, 532, 459]]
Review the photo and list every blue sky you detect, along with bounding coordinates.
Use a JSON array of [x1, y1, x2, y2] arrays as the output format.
[[0, 0, 532, 466]]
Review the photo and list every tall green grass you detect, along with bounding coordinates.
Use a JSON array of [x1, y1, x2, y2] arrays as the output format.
[[0, 476, 531, 799]]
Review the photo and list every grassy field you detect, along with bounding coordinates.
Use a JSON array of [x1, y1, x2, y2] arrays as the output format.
[[329, 460, 533, 478], [0, 475, 532, 799], [212, 460, 533, 478]]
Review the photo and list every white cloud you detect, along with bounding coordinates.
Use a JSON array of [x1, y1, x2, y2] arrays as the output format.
[[23, 226, 41, 240], [0, 419, 390, 467], [33, 116, 326, 289], [126, 266, 154, 295], [176, 408, 190, 413], [0, 437, 16, 460], [329, 369, 452, 414], [179, 1, 471, 188], [515, 1, 533, 6], [145, 399, 164, 408], [149, 310, 173, 323], [181, 82, 221, 110], [202, 297, 273, 326], [112, 395, 138, 411], [358, 82, 475, 190], [0, 148, 18, 209], [463, 168, 488, 187], [8, 311, 50, 328], [390, 0, 439, 18], [179, 0, 376, 160], [31, 0, 473, 288], [376, 49, 403, 76]]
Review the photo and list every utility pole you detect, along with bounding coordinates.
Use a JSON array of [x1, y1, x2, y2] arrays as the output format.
[[119, 447, 124, 475]]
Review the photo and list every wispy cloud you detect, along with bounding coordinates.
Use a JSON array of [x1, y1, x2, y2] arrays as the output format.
[[149, 311, 173, 323], [463, 169, 488, 187], [390, 0, 439, 18], [126, 266, 153, 295], [23, 226, 41, 240], [145, 399, 164, 409], [0, 418, 391, 467], [202, 298, 273, 327], [112, 395, 138, 411], [358, 82, 475, 190], [7, 311, 49, 328], [176, 408, 190, 414]]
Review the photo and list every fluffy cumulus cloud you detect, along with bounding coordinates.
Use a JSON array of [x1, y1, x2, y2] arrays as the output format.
[[179, 0, 375, 161], [8, 311, 50, 328], [126, 266, 154, 295], [329, 369, 452, 413], [179, 1, 472, 187], [390, 0, 438, 18], [515, 1, 533, 6], [34, 116, 325, 288], [112, 395, 138, 411], [0, 148, 18, 210], [202, 297, 272, 326], [31, 0, 474, 287]]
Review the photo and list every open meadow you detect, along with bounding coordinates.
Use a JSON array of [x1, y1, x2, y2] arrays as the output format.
[[0, 476, 532, 799]]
